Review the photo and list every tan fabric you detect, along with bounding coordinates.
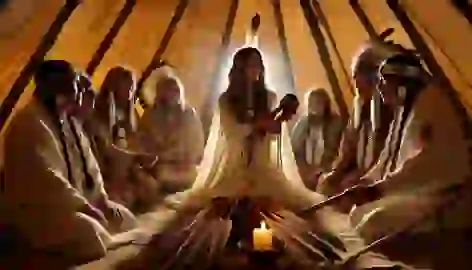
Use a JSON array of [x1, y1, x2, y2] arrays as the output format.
[[136, 104, 204, 189], [2, 101, 109, 260], [1, 100, 135, 262], [107, 91, 410, 269], [317, 96, 393, 196], [351, 84, 472, 241], [291, 114, 344, 177], [85, 106, 160, 212]]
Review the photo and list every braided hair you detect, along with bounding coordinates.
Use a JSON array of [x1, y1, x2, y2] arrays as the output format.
[[34, 60, 95, 190], [96, 66, 137, 135], [378, 53, 429, 173]]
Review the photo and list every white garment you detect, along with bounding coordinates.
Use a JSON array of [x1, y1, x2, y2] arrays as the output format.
[[119, 91, 409, 269], [166, 91, 322, 210], [306, 126, 324, 166], [135, 104, 204, 188], [351, 84, 472, 241]]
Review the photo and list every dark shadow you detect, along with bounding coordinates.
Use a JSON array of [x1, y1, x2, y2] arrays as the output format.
[[0, 168, 4, 194], [135, 0, 189, 107], [0, 0, 8, 10], [271, 0, 296, 93], [86, 0, 137, 75], [0, 0, 81, 131], [200, 0, 239, 136], [299, 0, 349, 121], [451, 0, 472, 25]]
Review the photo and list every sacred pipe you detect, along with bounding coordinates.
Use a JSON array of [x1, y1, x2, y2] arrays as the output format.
[[86, 0, 137, 76], [304, 181, 470, 269], [0, 0, 82, 131], [299, 182, 377, 216], [135, 0, 189, 107], [336, 181, 469, 268]]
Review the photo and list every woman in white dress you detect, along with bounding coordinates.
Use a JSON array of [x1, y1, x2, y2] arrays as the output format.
[[115, 47, 412, 269]]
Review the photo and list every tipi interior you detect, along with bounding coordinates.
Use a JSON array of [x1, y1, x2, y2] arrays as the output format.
[[1, 0, 472, 269]]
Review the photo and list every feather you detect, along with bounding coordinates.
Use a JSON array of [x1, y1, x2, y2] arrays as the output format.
[[276, 210, 346, 252], [263, 215, 324, 266], [268, 212, 343, 262]]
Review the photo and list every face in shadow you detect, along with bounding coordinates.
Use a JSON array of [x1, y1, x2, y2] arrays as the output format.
[[155, 78, 182, 106]]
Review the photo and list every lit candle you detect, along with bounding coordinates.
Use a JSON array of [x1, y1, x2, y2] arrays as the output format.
[[253, 221, 273, 251]]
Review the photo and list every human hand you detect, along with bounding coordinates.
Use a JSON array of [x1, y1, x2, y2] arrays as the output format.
[[207, 197, 233, 219], [339, 171, 362, 190], [101, 202, 124, 224], [81, 204, 108, 227], [300, 166, 322, 182], [346, 183, 380, 206], [254, 116, 279, 133]]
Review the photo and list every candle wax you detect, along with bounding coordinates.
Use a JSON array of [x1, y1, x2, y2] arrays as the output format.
[[253, 221, 273, 251]]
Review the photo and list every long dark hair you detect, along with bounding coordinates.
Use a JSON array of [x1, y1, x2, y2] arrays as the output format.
[[95, 66, 137, 134], [306, 88, 333, 121], [379, 54, 428, 174], [34, 60, 95, 190], [226, 47, 270, 123]]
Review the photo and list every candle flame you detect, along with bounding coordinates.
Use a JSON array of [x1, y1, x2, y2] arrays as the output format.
[[260, 221, 266, 230]]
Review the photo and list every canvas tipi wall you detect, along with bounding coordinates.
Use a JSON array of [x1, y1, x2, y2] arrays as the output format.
[[0, 0, 471, 164]]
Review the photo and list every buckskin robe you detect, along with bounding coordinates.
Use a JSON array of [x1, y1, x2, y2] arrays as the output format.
[[317, 95, 393, 196], [1, 100, 136, 262], [291, 114, 343, 186], [350, 84, 472, 241], [136, 104, 204, 193], [84, 102, 158, 212]]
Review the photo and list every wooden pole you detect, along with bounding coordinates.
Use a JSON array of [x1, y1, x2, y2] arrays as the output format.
[[0, 0, 81, 131], [86, 0, 137, 76]]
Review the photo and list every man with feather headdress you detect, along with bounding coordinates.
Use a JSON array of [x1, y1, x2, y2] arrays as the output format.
[[317, 30, 397, 200], [347, 48, 472, 247]]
